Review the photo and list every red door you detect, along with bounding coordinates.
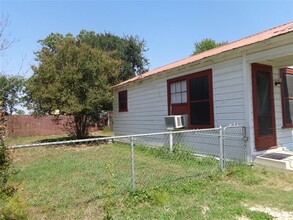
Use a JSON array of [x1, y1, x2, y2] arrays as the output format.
[[251, 63, 277, 151]]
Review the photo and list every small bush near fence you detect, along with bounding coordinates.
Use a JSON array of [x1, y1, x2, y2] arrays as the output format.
[[1, 109, 28, 219]]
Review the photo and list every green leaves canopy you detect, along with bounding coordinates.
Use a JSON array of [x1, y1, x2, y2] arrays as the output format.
[[39, 31, 149, 82], [192, 38, 228, 55], [0, 75, 24, 115], [27, 36, 120, 116], [27, 30, 149, 138], [77, 30, 149, 81]]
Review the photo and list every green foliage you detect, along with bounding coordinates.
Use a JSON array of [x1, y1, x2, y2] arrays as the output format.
[[246, 210, 274, 220], [0, 109, 16, 198], [136, 144, 219, 168], [225, 163, 263, 185], [77, 30, 149, 80], [38, 31, 149, 82], [0, 196, 27, 220], [15, 109, 25, 115], [128, 188, 170, 206], [26, 36, 120, 138], [27, 30, 149, 138], [192, 38, 228, 55], [0, 109, 24, 218], [0, 145, 16, 198], [0, 75, 25, 115]]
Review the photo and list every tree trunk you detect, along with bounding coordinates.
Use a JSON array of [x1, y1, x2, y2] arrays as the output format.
[[74, 115, 89, 139]]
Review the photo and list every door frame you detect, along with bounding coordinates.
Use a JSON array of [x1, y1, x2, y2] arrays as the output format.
[[251, 63, 277, 151]]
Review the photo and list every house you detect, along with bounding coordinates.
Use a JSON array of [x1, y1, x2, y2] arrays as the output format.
[[112, 22, 293, 162]]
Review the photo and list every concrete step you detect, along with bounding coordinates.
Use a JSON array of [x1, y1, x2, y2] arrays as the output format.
[[254, 152, 293, 172]]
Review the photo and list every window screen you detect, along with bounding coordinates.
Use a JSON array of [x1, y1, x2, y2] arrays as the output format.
[[281, 69, 293, 126], [189, 76, 210, 126], [189, 76, 209, 101], [118, 90, 128, 112]]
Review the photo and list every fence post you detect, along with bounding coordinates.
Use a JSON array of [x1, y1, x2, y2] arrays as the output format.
[[219, 126, 225, 171], [242, 126, 248, 163], [169, 132, 173, 152], [130, 136, 135, 190]]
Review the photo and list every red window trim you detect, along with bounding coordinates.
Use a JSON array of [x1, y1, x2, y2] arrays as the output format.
[[118, 90, 128, 112], [167, 69, 214, 129], [280, 68, 293, 128]]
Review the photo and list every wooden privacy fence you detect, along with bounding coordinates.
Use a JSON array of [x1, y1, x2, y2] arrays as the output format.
[[6, 115, 101, 137]]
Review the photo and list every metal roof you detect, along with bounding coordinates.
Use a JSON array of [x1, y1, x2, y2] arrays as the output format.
[[113, 22, 293, 88]]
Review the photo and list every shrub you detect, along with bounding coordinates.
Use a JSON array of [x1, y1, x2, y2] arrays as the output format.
[[0, 107, 23, 218]]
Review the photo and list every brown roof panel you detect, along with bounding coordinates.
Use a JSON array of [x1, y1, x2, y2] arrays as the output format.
[[113, 22, 293, 88]]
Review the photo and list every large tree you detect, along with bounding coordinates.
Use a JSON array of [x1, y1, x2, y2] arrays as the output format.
[[26, 35, 120, 138], [39, 31, 149, 82], [192, 38, 228, 55]]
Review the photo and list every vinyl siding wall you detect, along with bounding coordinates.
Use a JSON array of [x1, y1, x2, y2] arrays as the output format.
[[113, 78, 168, 135], [273, 67, 293, 149], [113, 57, 246, 136], [113, 42, 293, 156], [213, 58, 245, 127]]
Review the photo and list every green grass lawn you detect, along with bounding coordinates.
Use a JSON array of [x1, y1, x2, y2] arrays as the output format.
[[5, 142, 293, 219]]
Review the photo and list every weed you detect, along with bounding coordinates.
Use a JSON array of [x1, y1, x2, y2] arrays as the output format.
[[0, 195, 27, 219], [127, 188, 170, 206], [225, 162, 263, 185]]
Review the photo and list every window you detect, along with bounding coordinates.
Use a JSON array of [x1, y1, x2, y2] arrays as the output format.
[[280, 68, 293, 127], [118, 90, 128, 112], [170, 80, 187, 104], [167, 69, 214, 129]]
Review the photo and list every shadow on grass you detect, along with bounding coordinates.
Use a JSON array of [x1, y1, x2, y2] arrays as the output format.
[[37, 135, 111, 143]]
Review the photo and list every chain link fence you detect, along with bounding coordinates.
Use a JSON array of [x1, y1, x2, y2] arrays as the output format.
[[10, 125, 247, 190], [2, 124, 248, 218]]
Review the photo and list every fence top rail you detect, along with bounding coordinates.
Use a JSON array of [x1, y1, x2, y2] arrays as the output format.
[[9, 127, 223, 149], [223, 124, 245, 130]]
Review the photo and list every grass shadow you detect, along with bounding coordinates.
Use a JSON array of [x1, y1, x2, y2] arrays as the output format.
[[37, 135, 110, 143]]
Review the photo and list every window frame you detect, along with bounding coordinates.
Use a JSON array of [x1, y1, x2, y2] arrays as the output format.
[[170, 80, 187, 104], [280, 68, 293, 128], [167, 69, 214, 129], [118, 90, 128, 112]]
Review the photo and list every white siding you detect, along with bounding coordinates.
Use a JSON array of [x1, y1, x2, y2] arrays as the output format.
[[113, 78, 168, 135], [273, 67, 293, 147], [113, 39, 293, 158], [113, 57, 246, 136], [213, 57, 246, 127]]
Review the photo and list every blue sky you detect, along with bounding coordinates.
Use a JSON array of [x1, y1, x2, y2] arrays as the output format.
[[1, 0, 293, 78]]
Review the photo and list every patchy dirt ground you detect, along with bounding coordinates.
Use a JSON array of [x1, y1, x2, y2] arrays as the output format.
[[238, 205, 293, 220], [249, 206, 293, 220]]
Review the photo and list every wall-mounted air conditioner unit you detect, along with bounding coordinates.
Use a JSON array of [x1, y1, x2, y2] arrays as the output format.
[[164, 115, 187, 130]]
